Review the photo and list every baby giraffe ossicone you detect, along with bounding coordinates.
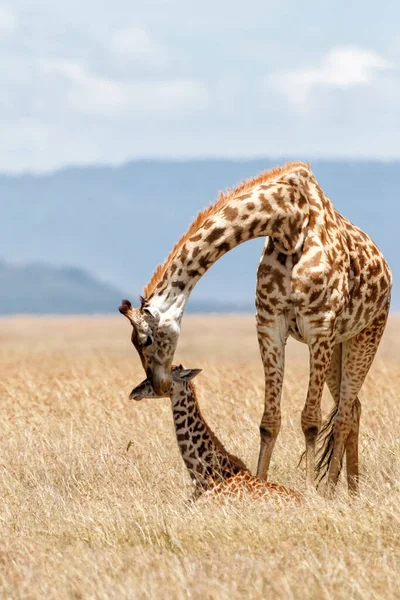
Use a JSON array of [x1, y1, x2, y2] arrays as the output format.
[[130, 366, 301, 503]]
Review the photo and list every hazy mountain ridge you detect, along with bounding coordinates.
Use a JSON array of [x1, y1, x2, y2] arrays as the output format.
[[0, 260, 122, 315], [0, 260, 254, 315], [0, 159, 398, 313]]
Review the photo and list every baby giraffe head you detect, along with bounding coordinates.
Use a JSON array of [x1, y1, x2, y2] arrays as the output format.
[[129, 365, 202, 401]]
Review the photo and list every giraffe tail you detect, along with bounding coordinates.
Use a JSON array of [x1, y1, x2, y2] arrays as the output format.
[[315, 404, 341, 485]]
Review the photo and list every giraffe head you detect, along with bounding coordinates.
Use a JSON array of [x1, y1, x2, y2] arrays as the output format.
[[119, 297, 182, 395], [129, 365, 202, 401]]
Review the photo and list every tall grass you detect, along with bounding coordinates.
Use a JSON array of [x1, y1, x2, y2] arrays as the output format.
[[0, 316, 399, 599]]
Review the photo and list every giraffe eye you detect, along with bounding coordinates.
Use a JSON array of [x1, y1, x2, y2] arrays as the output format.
[[144, 335, 153, 347]]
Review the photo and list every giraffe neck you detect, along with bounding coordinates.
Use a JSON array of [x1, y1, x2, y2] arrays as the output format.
[[170, 381, 247, 489], [147, 166, 310, 321]]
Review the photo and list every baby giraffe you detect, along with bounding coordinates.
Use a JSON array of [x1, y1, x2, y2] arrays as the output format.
[[130, 366, 301, 503]]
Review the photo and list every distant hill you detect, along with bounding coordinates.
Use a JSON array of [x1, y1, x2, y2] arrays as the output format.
[[0, 159, 398, 313], [0, 261, 123, 315], [0, 260, 253, 315]]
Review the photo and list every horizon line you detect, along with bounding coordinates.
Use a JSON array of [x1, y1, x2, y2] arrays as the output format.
[[2, 155, 400, 178]]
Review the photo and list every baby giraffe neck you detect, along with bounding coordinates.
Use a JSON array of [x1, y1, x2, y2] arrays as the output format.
[[170, 382, 247, 489]]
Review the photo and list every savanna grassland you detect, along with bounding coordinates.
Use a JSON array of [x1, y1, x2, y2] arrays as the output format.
[[0, 315, 399, 600]]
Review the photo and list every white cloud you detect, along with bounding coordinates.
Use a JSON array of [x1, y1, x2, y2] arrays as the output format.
[[0, 5, 16, 33], [270, 47, 390, 108], [40, 59, 209, 117], [111, 25, 168, 67]]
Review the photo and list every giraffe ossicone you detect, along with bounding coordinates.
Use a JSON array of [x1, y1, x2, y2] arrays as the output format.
[[120, 161, 392, 494], [130, 366, 302, 503]]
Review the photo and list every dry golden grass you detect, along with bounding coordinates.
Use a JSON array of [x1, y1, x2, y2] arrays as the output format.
[[0, 315, 399, 600]]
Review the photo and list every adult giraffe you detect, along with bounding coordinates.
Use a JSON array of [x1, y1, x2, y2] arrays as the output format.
[[119, 161, 392, 493]]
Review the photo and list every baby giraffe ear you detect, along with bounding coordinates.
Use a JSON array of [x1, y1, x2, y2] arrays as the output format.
[[129, 379, 154, 400], [174, 368, 202, 382]]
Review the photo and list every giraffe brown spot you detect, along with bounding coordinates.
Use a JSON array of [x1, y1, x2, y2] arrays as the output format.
[[223, 205, 239, 221], [203, 220, 214, 230], [353, 304, 363, 324], [205, 227, 225, 244], [198, 441, 207, 455], [216, 241, 231, 255], [233, 226, 242, 244], [308, 250, 323, 268], [271, 215, 284, 234], [272, 187, 286, 206], [298, 168, 309, 178], [292, 253, 300, 266], [258, 183, 275, 191], [277, 253, 287, 267], [187, 269, 201, 278], [259, 193, 273, 213], [367, 261, 381, 279], [298, 193, 307, 208], [309, 288, 324, 305], [365, 283, 378, 304], [198, 255, 211, 270], [179, 244, 188, 263], [310, 272, 324, 286], [271, 268, 286, 295], [379, 275, 388, 292], [269, 297, 280, 307], [190, 234, 202, 242], [249, 218, 262, 238]]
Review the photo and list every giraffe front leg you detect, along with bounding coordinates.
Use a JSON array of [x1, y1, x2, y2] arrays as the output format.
[[302, 337, 335, 487], [256, 317, 288, 480]]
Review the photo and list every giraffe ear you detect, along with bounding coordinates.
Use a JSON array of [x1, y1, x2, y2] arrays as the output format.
[[173, 368, 202, 382], [140, 297, 159, 320]]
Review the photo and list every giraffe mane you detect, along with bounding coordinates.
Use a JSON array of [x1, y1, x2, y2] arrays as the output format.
[[188, 380, 248, 472], [143, 160, 310, 298]]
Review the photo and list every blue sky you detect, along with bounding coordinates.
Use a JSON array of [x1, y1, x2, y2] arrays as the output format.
[[2, 1, 400, 172]]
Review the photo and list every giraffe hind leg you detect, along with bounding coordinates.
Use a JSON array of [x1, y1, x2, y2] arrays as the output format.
[[297, 344, 340, 472], [316, 344, 361, 492], [315, 394, 361, 489], [315, 344, 341, 485], [345, 397, 361, 493], [317, 305, 389, 493], [327, 307, 389, 493]]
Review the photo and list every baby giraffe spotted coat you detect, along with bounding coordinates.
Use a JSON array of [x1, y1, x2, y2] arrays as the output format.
[[130, 367, 301, 503]]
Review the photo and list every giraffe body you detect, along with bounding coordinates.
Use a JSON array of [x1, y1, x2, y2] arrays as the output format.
[[130, 367, 301, 503], [120, 162, 392, 494]]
